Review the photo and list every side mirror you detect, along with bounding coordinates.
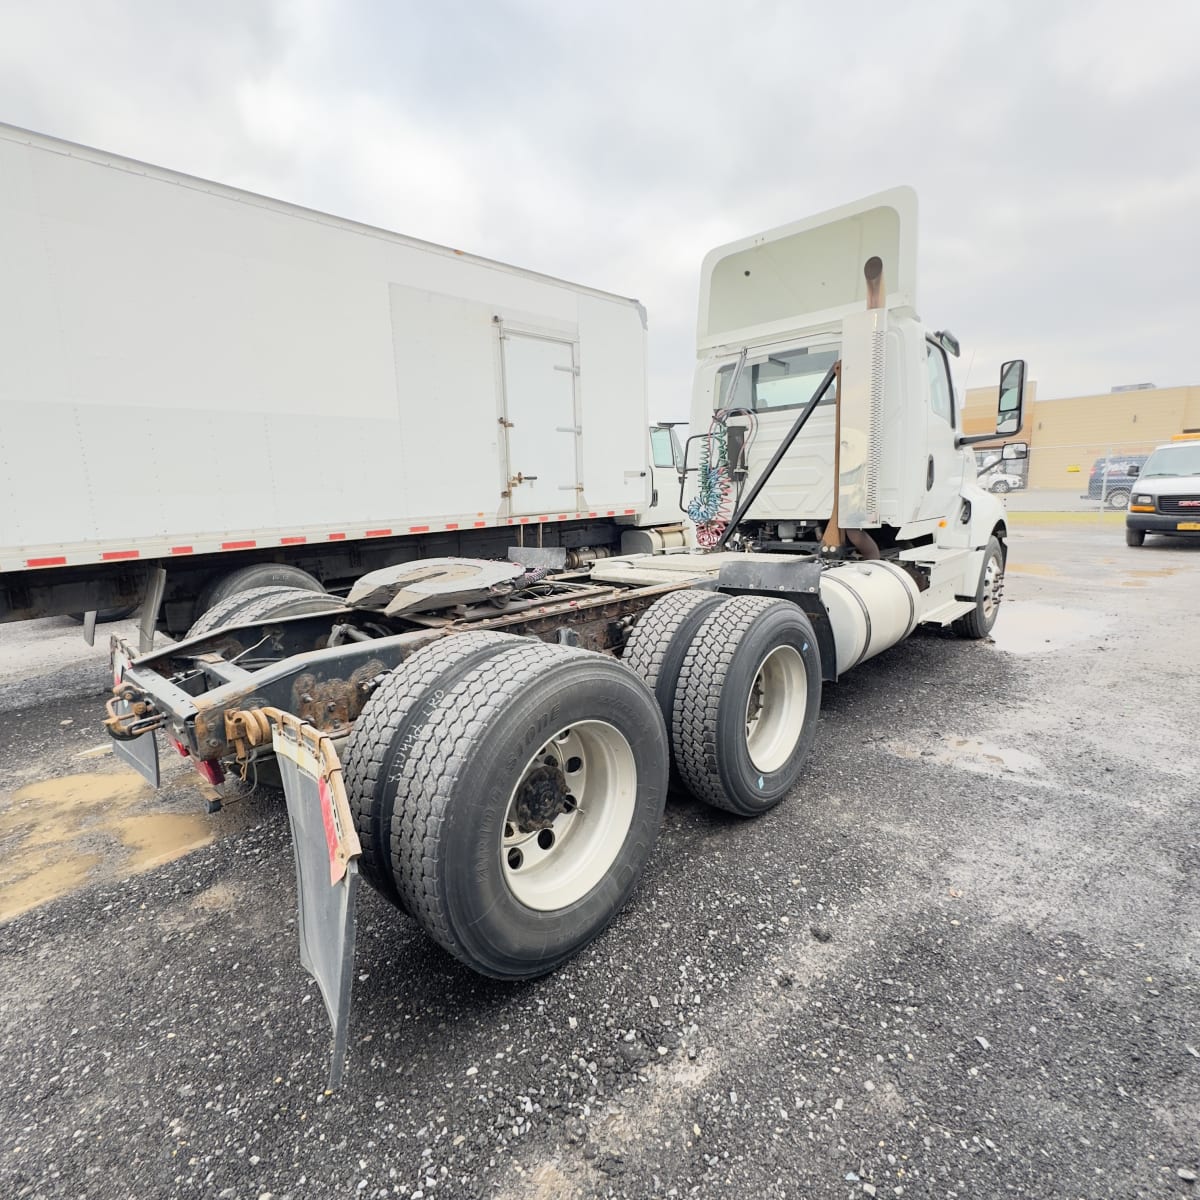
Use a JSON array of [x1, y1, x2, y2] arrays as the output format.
[[996, 360, 1026, 436], [1128, 463, 1141, 478], [1001, 442, 1028, 461]]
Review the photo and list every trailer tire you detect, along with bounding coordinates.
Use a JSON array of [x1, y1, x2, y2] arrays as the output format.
[[341, 631, 522, 910], [67, 604, 139, 625], [673, 595, 821, 816], [186, 585, 343, 638], [621, 588, 725, 764], [197, 563, 324, 617], [388, 642, 668, 979], [952, 536, 1004, 640]]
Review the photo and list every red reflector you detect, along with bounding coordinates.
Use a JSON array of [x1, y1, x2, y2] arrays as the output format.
[[538, 515, 549, 523], [170, 545, 193, 555], [409, 525, 430, 533], [366, 528, 391, 537], [102, 550, 139, 561], [473, 521, 486, 528], [221, 540, 256, 551], [328, 532, 346, 541], [445, 522, 459, 530], [170, 738, 190, 758], [26, 556, 68, 567], [280, 536, 306, 545], [195, 759, 224, 784], [623, 508, 636, 515]]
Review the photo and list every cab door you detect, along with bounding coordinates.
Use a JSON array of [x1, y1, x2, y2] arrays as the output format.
[[917, 340, 964, 522]]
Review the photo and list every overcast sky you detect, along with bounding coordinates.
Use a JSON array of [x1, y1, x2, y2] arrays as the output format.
[[3, 0, 1197, 419]]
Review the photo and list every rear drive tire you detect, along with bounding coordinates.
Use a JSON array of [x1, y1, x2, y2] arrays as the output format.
[[672, 595, 821, 816], [186, 585, 343, 638], [1125, 527, 1146, 547], [197, 563, 324, 617], [621, 588, 725, 765], [387, 641, 668, 979], [952, 536, 1004, 639], [342, 631, 521, 909], [1106, 488, 1131, 510]]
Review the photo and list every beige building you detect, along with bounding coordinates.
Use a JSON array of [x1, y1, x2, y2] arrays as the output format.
[[962, 381, 1200, 489]]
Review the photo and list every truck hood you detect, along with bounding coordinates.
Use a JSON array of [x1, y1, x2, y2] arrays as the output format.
[[697, 186, 918, 353]]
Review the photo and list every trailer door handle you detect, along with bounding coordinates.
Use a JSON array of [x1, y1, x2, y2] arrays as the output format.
[[927, 456, 935, 490]]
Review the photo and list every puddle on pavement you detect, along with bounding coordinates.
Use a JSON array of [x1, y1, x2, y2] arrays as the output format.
[[989, 602, 1110, 655], [1006, 562, 1062, 577], [887, 736, 1046, 780], [0, 768, 251, 922]]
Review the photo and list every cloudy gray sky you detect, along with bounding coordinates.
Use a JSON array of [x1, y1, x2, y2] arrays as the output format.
[[3, 0, 1197, 418]]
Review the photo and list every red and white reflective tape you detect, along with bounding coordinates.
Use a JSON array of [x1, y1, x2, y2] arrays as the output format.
[[10, 506, 644, 572]]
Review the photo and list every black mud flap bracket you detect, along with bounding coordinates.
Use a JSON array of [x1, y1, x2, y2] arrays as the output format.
[[716, 558, 838, 683]]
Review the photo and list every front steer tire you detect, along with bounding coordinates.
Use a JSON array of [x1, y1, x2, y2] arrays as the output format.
[[952, 536, 1005, 640], [386, 641, 669, 979], [1125, 527, 1146, 547], [673, 595, 822, 817]]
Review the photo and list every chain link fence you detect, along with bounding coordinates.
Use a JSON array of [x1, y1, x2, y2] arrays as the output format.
[[973, 440, 1165, 512]]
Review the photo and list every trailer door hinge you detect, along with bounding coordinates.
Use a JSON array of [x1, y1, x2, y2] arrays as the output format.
[[498, 417, 514, 428]]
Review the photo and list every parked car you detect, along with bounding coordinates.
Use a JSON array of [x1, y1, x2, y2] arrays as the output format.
[[1084, 455, 1149, 509], [979, 468, 1024, 494], [1125, 441, 1200, 546]]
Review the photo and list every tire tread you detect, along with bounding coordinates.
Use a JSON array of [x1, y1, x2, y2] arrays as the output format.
[[672, 594, 793, 812], [341, 632, 520, 906]]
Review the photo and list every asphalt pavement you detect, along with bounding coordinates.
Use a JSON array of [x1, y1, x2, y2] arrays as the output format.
[[1, 523, 1197, 1200]]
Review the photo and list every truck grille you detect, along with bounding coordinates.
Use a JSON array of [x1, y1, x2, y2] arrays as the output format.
[[1159, 495, 1200, 514]]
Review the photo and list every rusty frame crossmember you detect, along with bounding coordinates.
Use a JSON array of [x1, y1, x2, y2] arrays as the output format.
[[106, 578, 699, 762]]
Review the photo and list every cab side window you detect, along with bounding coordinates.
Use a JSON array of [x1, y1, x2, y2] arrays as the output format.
[[649, 427, 677, 469], [926, 342, 954, 426]]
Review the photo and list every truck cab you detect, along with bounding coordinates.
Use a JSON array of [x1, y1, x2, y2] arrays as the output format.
[[682, 187, 1021, 560]]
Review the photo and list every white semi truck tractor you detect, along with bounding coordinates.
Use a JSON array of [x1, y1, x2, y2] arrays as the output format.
[[105, 187, 1026, 1083]]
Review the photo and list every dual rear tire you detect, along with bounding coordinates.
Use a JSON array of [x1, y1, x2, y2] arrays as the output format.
[[343, 637, 668, 979], [626, 591, 822, 816], [340, 590, 821, 979]]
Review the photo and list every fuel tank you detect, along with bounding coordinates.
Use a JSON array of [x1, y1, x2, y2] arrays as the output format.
[[819, 560, 920, 674]]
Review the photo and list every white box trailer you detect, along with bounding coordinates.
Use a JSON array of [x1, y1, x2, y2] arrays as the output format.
[[0, 123, 682, 631]]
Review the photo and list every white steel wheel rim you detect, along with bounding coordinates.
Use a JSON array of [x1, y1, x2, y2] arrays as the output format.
[[501, 721, 637, 911], [744, 645, 807, 774], [982, 554, 1002, 619]]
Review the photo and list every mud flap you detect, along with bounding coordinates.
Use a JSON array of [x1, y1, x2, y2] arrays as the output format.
[[270, 717, 362, 1089]]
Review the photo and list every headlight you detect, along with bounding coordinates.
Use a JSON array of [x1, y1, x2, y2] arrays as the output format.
[[1134, 494, 1152, 505]]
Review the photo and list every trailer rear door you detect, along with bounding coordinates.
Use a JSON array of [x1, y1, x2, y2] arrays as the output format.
[[502, 333, 581, 516]]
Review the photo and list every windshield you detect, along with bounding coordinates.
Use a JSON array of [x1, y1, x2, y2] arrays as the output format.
[[716, 344, 839, 411], [1140, 445, 1200, 478]]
